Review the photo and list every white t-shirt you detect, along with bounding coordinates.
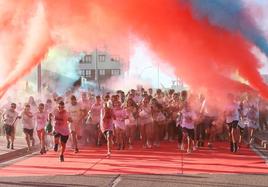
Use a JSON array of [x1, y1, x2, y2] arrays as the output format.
[[225, 103, 240, 123], [35, 111, 48, 130], [67, 103, 81, 124], [3, 109, 18, 126], [21, 111, 34, 129], [181, 110, 197, 129]]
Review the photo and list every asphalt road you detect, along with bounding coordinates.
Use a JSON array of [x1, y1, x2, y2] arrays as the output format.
[[0, 174, 268, 187]]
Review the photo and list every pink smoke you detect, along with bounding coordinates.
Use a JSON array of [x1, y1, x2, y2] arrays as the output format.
[[0, 0, 267, 102]]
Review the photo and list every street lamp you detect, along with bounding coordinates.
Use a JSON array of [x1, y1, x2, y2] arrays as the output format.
[[37, 63, 42, 94]]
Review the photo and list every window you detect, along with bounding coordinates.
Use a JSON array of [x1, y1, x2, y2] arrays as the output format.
[[111, 56, 120, 62], [98, 55, 106, 62], [83, 55, 92, 63], [85, 70, 91, 77], [111, 69, 120, 75], [79, 70, 85, 76], [99, 69, 105, 76]]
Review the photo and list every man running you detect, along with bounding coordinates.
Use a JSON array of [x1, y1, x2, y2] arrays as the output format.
[[52, 101, 72, 162], [67, 95, 82, 153], [21, 104, 35, 151], [2, 103, 19, 149]]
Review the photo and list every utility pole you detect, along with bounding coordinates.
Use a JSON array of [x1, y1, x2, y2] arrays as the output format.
[[95, 49, 100, 91], [37, 63, 42, 94]]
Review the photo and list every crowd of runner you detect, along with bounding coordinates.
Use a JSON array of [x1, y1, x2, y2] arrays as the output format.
[[1, 88, 267, 162]]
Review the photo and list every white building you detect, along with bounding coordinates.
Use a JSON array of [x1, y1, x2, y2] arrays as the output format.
[[78, 50, 123, 83]]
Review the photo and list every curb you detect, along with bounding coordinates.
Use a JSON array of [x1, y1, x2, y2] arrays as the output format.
[[0, 145, 40, 163]]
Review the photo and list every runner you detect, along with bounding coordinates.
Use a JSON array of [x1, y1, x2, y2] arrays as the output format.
[[52, 101, 72, 162], [224, 94, 240, 153], [151, 98, 166, 147], [100, 101, 115, 157], [20, 104, 35, 151], [35, 103, 48, 154], [139, 96, 154, 149], [180, 103, 197, 153], [125, 98, 138, 149], [241, 95, 258, 147], [113, 100, 127, 150], [67, 95, 82, 153], [2, 103, 19, 149], [86, 95, 102, 146]]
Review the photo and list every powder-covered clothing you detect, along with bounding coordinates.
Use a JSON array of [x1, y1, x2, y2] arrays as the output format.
[[35, 111, 48, 131], [100, 107, 114, 133], [53, 109, 70, 136], [125, 106, 137, 126], [139, 105, 153, 125], [2, 109, 18, 126], [180, 109, 197, 129], [113, 108, 127, 130], [225, 103, 240, 123], [89, 103, 102, 124], [20, 111, 34, 129]]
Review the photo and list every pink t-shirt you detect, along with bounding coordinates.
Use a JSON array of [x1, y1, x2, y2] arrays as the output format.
[[100, 107, 114, 132], [113, 108, 127, 129], [53, 109, 70, 136], [35, 111, 48, 130]]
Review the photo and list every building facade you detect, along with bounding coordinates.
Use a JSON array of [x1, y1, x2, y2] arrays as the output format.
[[78, 50, 122, 83]]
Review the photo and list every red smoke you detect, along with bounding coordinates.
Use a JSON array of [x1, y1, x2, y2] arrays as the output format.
[[0, 0, 267, 100]]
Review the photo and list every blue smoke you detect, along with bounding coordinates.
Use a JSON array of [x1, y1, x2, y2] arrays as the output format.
[[185, 0, 268, 56]]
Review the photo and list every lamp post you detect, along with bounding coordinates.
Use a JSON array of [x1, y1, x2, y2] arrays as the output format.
[[37, 63, 42, 94], [95, 49, 100, 91]]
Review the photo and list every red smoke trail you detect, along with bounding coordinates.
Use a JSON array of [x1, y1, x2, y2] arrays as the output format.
[[0, 1, 52, 98], [0, 0, 267, 101], [93, 0, 267, 98]]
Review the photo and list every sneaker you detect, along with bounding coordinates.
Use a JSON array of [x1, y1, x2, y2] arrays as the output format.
[[74, 148, 79, 153], [147, 144, 152, 149], [60, 155, 64, 162], [11, 143, 14, 150], [193, 146, 197, 151], [180, 144, 185, 151], [234, 143, 238, 152], [187, 149, 191, 154], [54, 144, 58, 152], [106, 151, 111, 158], [164, 135, 168, 140], [7, 141, 10, 149], [208, 143, 212, 149]]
